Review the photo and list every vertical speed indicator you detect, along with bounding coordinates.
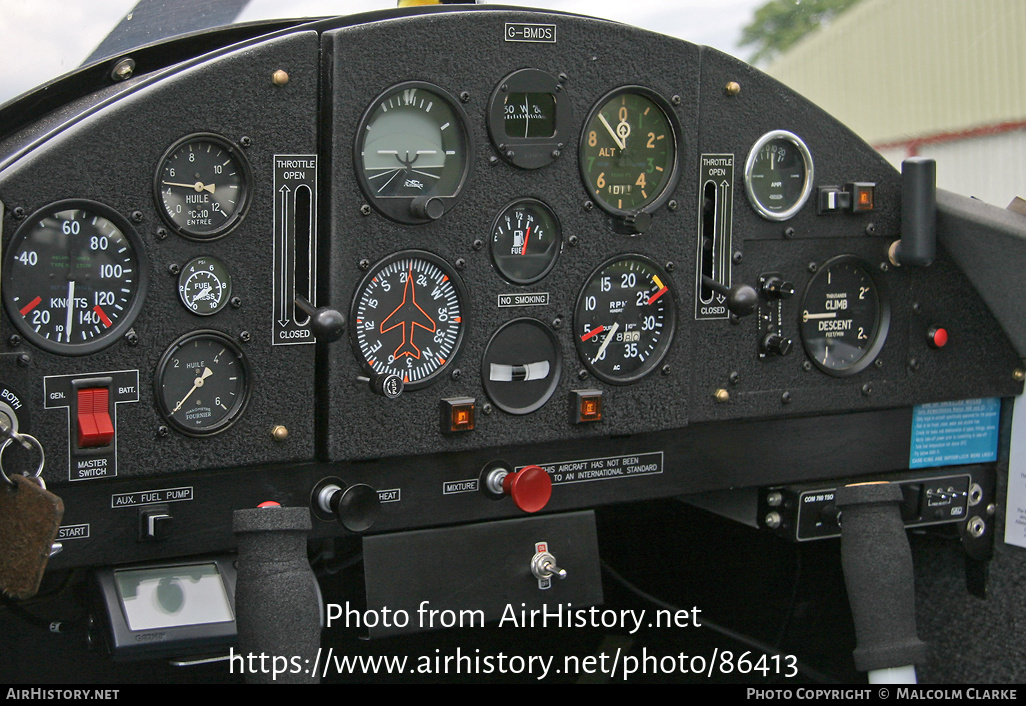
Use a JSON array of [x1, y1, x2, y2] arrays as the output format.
[[351, 251, 467, 390]]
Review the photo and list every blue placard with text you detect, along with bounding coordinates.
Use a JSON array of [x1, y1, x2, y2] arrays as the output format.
[[909, 398, 1000, 469]]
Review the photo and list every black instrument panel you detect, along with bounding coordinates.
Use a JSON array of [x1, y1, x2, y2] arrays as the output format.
[[0, 5, 1020, 575]]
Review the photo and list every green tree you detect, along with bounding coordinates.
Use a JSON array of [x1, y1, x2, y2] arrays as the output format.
[[740, 0, 864, 65]]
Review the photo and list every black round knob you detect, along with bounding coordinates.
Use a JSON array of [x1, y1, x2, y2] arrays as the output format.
[[325, 483, 380, 533], [410, 196, 445, 221], [368, 372, 403, 399], [761, 332, 793, 356], [310, 307, 345, 342], [727, 284, 758, 317]]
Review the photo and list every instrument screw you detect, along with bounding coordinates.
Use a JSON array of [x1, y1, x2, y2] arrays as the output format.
[[665, 261, 674, 271], [239, 136, 252, 147], [671, 95, 681, 105], [865, 222, 877, 235], [861, 383, 872, 396], [168, 263, 180, 275], [729, 371, 740, 384], [360, 204, 372, 216], [583, 200, 594, 211], [460, 91, 470, 103], [111, 58, 135, 81], [662, 364, 671, 375], [489, 155, 499, 166], [807, 262, 818, 273], [802, 361, 812, 371], [12, 206, 25, 220], [230, 297, 242, 309], [551, 317, 562, 329], [472, 239, 483, 251], [668, 200, 678, 211], [482, 403, 493, 415], [239, 331, 251, 343], [781, 391, 791, 404], [156, 227, 168, 240], [784, 227, 795, 238], [1014, 369, 1026, 382], [450, 368, 461, 381], [578, 370, 588, 380], [875, 359, 884, 368], [16, 354, 30, 367], [157, 425, 170, 438], [125, 330, 139, 346], [879, 262, 890, 272], [568, 235, 579, 246], [8, 335, 20, 348], [130, 211, 143, 223], [733, 251, 743, 264], [909, 358, 921, 371], [359, 259, 370, 271], [558, 73, 568, 83], [455, 258, 466, 269]]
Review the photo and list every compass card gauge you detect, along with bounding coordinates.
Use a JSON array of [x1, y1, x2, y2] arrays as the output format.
[[487, 68, 573, 170], [355, 82, 472, 224], [351, 251, 467, 389], [2, 200, 149, 355]]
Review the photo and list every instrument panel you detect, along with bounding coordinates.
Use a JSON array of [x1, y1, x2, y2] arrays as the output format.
[[0, 5, 1020, 576]]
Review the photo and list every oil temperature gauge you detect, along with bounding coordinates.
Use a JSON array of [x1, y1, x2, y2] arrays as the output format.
[[155, 331, 250, 436], [178, 256, 232, 316]]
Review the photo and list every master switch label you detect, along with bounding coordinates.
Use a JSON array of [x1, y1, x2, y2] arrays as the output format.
[[910, 398, 1000, 469]]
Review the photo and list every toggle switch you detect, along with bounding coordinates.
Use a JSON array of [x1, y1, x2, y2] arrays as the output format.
[[77, 387, 114, 449]]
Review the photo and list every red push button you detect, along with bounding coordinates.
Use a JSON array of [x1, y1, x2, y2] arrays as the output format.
[[77, 387, 114, 448], [927, 325, 948, 349], [501, 465, 552, 513]]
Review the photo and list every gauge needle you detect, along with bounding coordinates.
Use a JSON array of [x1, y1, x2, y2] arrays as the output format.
[[521, 226, 531, 255], [163, 181, 216, 194], [598, 112, 626, 150], [803, 311, 837, 321], [593, 322, 620, 363], [580, 325, 605, 342], [172, 367, 213, 414], [64, 280, 75, 343], [191, 285, 212, 303], [646, 286, 668, 305]]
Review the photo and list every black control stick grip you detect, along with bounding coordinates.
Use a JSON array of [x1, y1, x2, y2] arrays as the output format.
[[891, 157, 936, 267], [834, 482, 927, 674], [701, 275, 758, 317], [233, 506, 321, 684]]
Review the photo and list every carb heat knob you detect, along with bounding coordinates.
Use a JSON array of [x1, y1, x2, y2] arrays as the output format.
[[482, 462, 552, 513], [316, 481, 380, 533]]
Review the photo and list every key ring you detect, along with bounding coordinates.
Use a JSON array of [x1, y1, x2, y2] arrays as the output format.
[[0, 433, 46, 488]]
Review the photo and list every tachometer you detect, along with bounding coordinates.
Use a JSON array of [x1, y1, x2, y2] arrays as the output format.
[[799, 255, 889, 376], [355, 82, 472, 224], [579, 87, 681, 217], [2, 200, 149, 355], [351, 251, 467, 389], [573, 255, 676, 384]]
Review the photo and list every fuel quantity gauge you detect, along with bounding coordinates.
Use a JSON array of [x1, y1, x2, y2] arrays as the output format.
[[490, 199, 562, 284]]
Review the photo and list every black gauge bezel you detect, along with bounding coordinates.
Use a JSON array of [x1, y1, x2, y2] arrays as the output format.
[[578, 85, 683, 219], [573, 253, 677, 385], [489, 197, 562, 285], [154, 330, 251, 437], [177, 255, 232, 316], [354, 81, 473, 225], [481, 318, 562, 415], [744, 129, 814, 221], [349, 249, 469, 390], [154, 133, 253, 241], [487, 68, 572, 170], [2, 199, 150, 356], [798, 255, 890, 377]]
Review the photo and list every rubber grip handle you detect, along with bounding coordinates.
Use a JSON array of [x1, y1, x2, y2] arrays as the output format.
[[233, 506, 320, 683], [834, 482, 927, 673]]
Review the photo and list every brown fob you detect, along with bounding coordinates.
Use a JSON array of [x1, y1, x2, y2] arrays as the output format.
[[0, 474, 64, 600]]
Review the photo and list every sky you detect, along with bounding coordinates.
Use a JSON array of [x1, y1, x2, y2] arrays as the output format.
[[0, 0, 763, 105]]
